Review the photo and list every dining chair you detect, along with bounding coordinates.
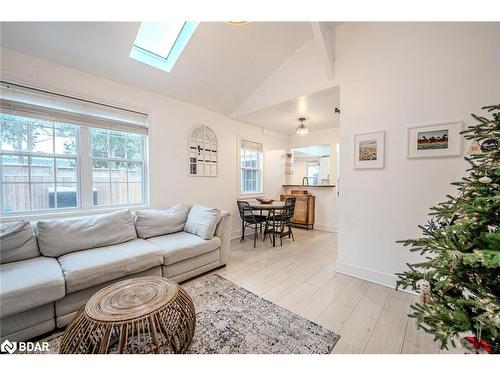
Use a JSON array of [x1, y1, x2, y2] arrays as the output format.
[[264, 197, 296, 246], [236, 200, 268, 248]]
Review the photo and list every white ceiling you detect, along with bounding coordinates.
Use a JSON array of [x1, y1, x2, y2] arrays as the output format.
[[0, 22, 315, 115], [236, 86, 340, 134]]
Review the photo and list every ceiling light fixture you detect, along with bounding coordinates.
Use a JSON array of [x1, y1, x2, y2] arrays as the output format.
[[296, 117, 309, 135], [226, 21, 249, 26]]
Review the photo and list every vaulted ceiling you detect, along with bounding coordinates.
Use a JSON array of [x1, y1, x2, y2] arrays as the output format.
[[238, 86, 340, 134], [1, 22, 341, 133], [1, 22, 319, 114]]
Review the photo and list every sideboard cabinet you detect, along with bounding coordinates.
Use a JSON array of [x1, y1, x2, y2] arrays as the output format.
[[280, 192, 315, 230]]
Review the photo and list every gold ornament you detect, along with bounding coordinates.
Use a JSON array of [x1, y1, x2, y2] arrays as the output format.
[[468, 140, 482, 154]]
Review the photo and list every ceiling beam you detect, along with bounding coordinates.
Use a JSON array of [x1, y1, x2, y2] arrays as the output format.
[[310, 22, 335, 80]]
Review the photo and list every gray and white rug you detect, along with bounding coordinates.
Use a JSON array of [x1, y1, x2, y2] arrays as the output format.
[[45, 274, 339, 354]]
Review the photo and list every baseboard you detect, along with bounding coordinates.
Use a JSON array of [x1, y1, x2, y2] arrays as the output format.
[[231, 229, 242, 240], [334, 261, 399, 290], [232, 225, 336, 238], [334, 261, 418, 295], [314, 224, 337, 233]]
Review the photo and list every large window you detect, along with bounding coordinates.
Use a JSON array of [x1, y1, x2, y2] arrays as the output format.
[[306, 161, 320, 185], [240, 139, 263, 195], [0, 82, 148, 215]]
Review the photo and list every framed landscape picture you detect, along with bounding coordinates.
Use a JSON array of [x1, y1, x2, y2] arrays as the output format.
[[354, 131, 385, 169], [407, 121, 462, 158]]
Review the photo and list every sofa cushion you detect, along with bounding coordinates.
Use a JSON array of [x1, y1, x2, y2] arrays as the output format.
[[37, 210, 137, 257], [0, 257, 65, 317], [146, 231, 221, 265], [1, 303, 54, 339], [55, 267, 161, 321], [184, 205, 221, 240], [135, 203, 189, 239], [162, 249, 220, 279], [57, 239, 163, 294], [0, 219, 40, 264]]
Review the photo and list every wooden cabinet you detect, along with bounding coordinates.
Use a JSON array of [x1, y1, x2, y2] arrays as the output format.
[[280, 192, 315, 230]]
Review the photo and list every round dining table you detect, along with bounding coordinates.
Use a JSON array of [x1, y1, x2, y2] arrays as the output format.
[[246, 200, 286, 247]]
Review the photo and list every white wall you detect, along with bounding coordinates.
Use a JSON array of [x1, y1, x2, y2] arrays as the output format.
[[335, 22, 500, 287], [0, 48, 289, 236], [290, 128, 339, 232]]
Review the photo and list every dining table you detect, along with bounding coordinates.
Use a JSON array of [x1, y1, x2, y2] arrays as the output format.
[[246, 200, 286, 247]]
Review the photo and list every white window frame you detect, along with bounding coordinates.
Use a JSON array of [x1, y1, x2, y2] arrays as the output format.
[[0, 82, 150, 220], [238, 136, 264, 198]]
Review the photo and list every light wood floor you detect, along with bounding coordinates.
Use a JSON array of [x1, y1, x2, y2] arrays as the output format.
[[187, 228, 463, 354]]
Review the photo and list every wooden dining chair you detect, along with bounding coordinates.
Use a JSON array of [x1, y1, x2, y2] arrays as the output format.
[[236, 200, 268, 247]]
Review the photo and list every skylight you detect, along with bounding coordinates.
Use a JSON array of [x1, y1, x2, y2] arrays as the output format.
[[130, 22, 199, 72]]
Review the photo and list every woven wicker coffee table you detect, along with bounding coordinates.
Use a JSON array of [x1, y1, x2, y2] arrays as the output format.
[[59, 276, 196, 354]]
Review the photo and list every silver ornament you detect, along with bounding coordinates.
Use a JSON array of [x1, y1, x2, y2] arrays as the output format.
[[479, 176, 492, 184]]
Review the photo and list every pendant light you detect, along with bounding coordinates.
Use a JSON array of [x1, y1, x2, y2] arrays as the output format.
[[296, 117, 309, 135]]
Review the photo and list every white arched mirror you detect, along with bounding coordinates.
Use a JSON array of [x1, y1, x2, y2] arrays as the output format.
[[189, 125, 218, 176]]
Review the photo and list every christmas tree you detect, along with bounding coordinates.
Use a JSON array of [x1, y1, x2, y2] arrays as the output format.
[[396, 105, 500, 354]]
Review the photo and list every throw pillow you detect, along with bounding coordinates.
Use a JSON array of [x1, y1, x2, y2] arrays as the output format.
[[184, 205, 221, 240], [135, 203, 189, 239]]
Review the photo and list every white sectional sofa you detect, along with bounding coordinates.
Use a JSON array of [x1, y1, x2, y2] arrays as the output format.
[[0, 204, 231, 342]]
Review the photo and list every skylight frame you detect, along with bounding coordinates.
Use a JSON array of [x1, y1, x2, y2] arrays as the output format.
[[130, 21, 199, 72]]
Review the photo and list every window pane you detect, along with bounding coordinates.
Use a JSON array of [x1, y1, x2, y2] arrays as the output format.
[[1, 155, 29, 182], [2, 183, 30, 213], [92, 160, 109, 182], [1, 114, 28, 151], [111, 183, 127, 205], [127, 162, 142, 182], [55, 123, 77, 155], [126, 134, 143, 159], [110, 132, 126, 158], [128, 182, 142, 204], [56, 158, 77, 183], [111, 162, 127, 183], [55, 183, 78, 209], [91, 129, 109, 157], [30, 125, 54, 154], [93, 183, 111, 206], [31, 157, 54, 182], [240, 146, 262, 194], [31, 183, 53, 210]]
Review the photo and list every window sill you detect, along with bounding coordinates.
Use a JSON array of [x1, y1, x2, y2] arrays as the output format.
[[0, 205, 151, 223]]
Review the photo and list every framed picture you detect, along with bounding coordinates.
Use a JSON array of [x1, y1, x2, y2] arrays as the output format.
[[354, 131, 385, 169], [407, 121, 462, 158]]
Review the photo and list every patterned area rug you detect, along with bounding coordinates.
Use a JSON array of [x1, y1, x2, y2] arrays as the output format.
[[44, 274, 339, 354]]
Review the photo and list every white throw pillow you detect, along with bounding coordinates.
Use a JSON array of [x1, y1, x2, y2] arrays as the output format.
[[184, 205, 221, 240], [135, 203, 189, 239]]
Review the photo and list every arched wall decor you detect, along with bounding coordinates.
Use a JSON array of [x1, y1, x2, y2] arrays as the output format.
[[188, 125, 218, 177]]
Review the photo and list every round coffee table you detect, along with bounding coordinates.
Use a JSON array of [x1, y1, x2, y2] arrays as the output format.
[[59, 276, 196, 354]]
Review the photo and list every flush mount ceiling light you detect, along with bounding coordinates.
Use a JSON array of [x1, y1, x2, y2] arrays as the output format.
[[226, 21, 249, 26], [130, 21, 199, 72], [296, 117, 309, 135]]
